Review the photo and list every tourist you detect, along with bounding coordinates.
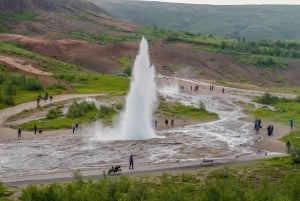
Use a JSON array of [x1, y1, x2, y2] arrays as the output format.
[[171, 119, 174, 127], [222, 87, 225, 94], [154, 120, 158, 129], [17, 128, 22, 140], [75, 123, 79, 131], [270, 125, 274, 136], [286, 140, 291, 152], [289, 118, 294, 129], [267, 124, 272, 136], [72, 124, 76, 134], [129, 154, 134, 169], [36, 96, 40, 107], [165, 118, 169, 128], [50, 95, 53, 102], [34, 124, 37, 134]]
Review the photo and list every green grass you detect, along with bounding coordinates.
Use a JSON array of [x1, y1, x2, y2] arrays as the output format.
[[282, 130, 300, 148], [0, 42, 130, 106], [246, 93, 300, 147], [69, 30, 138, 44], [157, 99, 218, 120], [17, 101, 119, 131], [6, 157, 300, 201], [0, 11, 38, 33]]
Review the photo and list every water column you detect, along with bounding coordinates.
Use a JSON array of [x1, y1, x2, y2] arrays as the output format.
[[120, 37, 157, 140]]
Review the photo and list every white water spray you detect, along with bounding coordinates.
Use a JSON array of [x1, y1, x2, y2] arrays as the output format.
[[120, 37, 157, 139], [88, 37, 157, 141]]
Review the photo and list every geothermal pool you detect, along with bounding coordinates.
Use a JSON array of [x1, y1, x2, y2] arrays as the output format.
[[0, 87, 265, 178], [0, 37, 268, 178]]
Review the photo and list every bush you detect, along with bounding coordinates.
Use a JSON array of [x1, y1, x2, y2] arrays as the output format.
[[46, 106, 62, 119], [24, 77, 43, 91], [99, 105, 116, 118], [67, 100, 97, 118], [257, 93, 278, 105]]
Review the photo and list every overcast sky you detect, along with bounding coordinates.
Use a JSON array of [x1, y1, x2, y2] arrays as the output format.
[[142, 0, 300, 5]]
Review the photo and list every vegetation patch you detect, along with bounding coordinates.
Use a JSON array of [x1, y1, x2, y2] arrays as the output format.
[[0, 65, 43, 108], [9, 158, 300, 201], [17, 100, 120, 131], [0, 42, 129, 104], [117, 56, 132, 76], [69, 30, 137, 44], [157, 98, 218, 120]]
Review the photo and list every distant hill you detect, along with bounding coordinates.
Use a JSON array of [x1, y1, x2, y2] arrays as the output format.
[[0, 0, 136, 39], [1, 0, 300, 88], [92, 0, 300, 41]]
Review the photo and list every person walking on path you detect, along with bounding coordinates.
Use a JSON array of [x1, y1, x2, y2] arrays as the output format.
[[34, 124, 37, 134], [289, 118, 294, 129], [171, 119, 174, 127], [286, 140, 291, 152], [129, 154, 134, 169], [72, 124, 76, 134], [17, 128, 22, 140], [165, 118, 169, 128]]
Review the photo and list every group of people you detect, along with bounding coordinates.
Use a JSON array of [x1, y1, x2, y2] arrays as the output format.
[[254, 117, 262, 132], [153, 118, 174, 129], [72, 123, 79, 134], [165, 118, 174, 128], [36, 92, 53, 107], [266, 124, 274, 136]]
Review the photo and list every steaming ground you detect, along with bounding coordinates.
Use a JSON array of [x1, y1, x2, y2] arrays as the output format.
[[0, 80, 273, 178]]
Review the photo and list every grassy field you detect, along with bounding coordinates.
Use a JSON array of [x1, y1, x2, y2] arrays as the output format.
[[1, 156, 300, 201], [246, 93, 300, 149], [0, 42, 129, 108]]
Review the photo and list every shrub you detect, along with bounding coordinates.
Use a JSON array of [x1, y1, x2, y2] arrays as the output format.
[[24, 77, 43, 91], [67, 100, 97, 118], [256, 93, 278, 105], [46, 106, 62, 119], [99, 105, 116, 118]]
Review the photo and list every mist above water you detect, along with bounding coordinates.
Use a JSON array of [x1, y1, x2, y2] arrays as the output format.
[[88, 37, 157, 141]]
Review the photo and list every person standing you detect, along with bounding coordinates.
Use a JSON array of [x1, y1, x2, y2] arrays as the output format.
[[165, 118, 169, 128], [129, 154, 134, 169], [34, 124, 37, 134], [289, 118, 294, 129], [37, 96, 40, 107], [18, 128, 22, 140], [72, 124, 76, 134], [171, 119, 174, 127]]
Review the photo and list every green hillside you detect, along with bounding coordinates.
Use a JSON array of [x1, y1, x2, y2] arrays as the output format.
[[93, 0, 300, 41]]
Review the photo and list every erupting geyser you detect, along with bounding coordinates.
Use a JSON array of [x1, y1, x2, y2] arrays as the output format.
[[88, 37, 157, 141], [120, 37, 157, 139]]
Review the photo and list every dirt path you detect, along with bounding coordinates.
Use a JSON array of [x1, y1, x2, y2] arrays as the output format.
[[0, 54, 52, 76]]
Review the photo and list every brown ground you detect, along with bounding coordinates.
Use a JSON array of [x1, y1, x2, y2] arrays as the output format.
[[1, 33, 300, 87]]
